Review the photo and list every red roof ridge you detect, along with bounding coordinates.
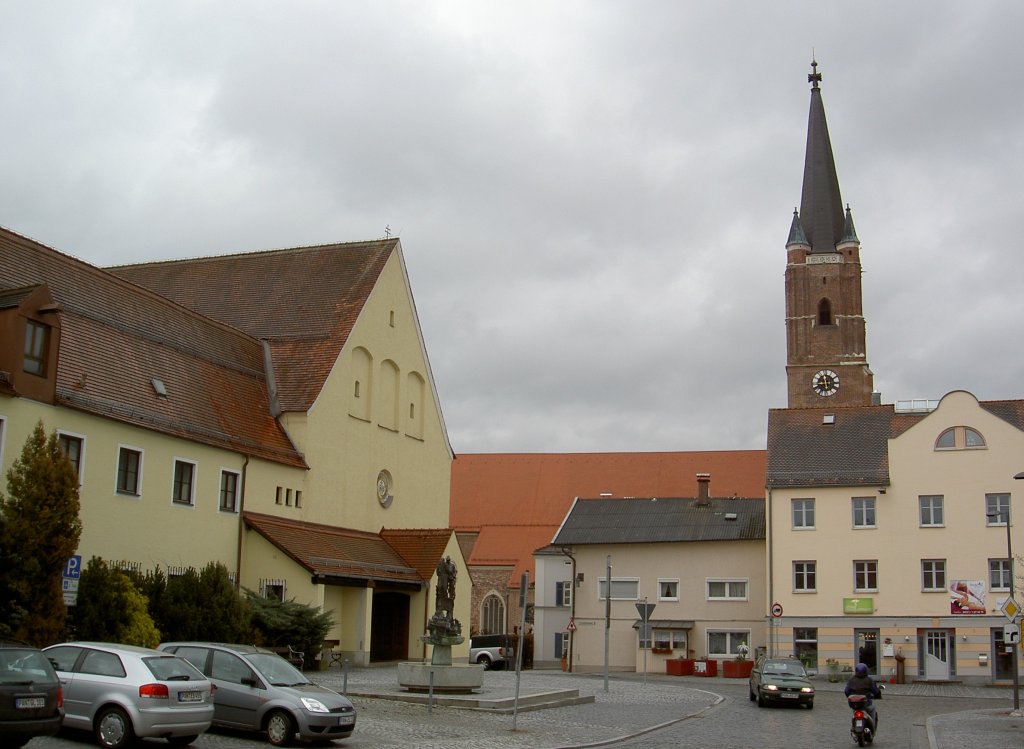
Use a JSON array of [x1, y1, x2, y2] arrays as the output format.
[[243, 511, 384, 540]]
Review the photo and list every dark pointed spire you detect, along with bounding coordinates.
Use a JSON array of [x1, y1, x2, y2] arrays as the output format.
[[799, 59, 845, 252], [840, 204, 859, 244], [787, 208, 808, 246]]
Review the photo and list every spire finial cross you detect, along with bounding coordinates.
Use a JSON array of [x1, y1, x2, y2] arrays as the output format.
[[808, 58, 822, 89]]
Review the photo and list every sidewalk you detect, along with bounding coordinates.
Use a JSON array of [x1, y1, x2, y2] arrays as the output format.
[[311, 664, 1024, 749]]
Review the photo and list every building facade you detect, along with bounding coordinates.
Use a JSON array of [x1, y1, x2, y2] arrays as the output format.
[[0, 229, 462, 664], [766, 64, 1023, 685]]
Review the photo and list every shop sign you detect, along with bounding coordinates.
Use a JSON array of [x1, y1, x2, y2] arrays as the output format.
[[949, 580, 986, 615], [843, 597, 874, 614]]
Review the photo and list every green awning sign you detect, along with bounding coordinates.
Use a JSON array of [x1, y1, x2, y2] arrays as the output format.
[[843, 598, 874, 614]]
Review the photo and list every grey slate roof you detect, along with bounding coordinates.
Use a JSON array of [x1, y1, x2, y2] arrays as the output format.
[[767, 400, 1024, 489], [799, 62, 846, 253], [552, 497, 764, 546]]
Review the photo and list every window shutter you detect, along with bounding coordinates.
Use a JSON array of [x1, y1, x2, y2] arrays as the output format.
[[555, 582, 563, 607], [554, 632, 562, 658]]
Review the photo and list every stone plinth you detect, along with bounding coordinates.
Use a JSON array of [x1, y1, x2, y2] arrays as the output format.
[[397, 662, 484, 693]]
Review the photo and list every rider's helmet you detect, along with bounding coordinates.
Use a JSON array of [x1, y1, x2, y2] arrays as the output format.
[[854, 663, 868, 677]]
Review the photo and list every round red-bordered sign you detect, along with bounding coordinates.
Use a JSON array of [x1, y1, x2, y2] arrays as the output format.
[[770, 602, 784, 618]]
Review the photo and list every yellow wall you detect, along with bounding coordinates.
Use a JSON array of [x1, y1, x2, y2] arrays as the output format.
[[281, 249, 452, 533], [568, 541, 766, 672]]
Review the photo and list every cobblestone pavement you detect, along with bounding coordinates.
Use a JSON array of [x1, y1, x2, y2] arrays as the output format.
[[26, 665, 1024, 749]]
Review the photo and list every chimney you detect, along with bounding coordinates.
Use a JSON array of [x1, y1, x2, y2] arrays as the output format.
[[696, 473, 711, 505]]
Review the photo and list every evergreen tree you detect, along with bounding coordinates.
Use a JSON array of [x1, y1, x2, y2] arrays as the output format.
[[245, 589, 334, 668], [0, 421, 82, 645], [153, 563, 252, 643], [76, 557, 160, 646]]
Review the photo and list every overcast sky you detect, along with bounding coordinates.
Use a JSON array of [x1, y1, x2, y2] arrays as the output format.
[[2, 2, 1022, 455]]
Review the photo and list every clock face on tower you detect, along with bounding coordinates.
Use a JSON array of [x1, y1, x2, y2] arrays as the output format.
[[811, 369, 840, 397]]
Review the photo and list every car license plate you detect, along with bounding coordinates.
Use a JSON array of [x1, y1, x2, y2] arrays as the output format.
[[780, 693, 798, 699], [178, 690, 204, 702], [337, 715, 354, 726], [17, 696, 46, 709]]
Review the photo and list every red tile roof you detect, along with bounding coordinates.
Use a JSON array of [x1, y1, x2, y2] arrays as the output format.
[[450, 450, 766, 530], [108, 240, 396, 412], [244, 512, 422, 584], [451, 450, 766, 586], [0, 226, 304, 467], [379, 528, 456, 580]]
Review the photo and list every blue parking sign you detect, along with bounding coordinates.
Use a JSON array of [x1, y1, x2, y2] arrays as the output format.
[[63, 555, 82, 579]]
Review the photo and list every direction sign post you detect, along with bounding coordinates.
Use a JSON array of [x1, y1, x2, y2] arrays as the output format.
[[635, 599, 656, 685]]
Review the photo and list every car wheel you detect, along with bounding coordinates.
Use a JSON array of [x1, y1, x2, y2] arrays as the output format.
[[806, 700, 814, 710], [266, 709, 296, 747], [756, 691, 766, 707], [167, 735, 199, 746], [748, 686, 756, 702], [95, 705, 135, 749], [478, 654, 492, 670]]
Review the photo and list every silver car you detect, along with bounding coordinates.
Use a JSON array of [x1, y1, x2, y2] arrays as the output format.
[[43, 642, 214, 749], [159, 643, 356, 746]]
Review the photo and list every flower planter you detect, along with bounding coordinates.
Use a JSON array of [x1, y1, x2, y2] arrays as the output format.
[[666, 658, 695, 676], [693, 659, 717, 677], [722, 659, 754, 678]]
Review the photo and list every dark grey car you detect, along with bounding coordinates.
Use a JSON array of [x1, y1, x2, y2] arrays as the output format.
[[159, 643, 356, 746], [0, 640, 64, 748]]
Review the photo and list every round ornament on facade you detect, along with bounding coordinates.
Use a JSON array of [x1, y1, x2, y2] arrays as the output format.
[[376, 470, 394, 508]]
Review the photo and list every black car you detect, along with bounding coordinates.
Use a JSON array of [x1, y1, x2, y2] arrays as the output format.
[[748, 656, 815, 709], [0, 640, 64, 748]]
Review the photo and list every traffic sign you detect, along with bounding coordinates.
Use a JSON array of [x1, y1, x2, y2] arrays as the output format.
[[1005, 623, 1020, 645], [63, 555, 82, 579], [567, 618, 577, 632], [771, 602, 784, 618], [635, 602, 656, 621], [1001, 597, 1021, 622]]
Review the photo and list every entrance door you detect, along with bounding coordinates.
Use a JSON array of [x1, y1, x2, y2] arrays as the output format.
[[993, 627, 1014, 681], [370, 591, 410, 662], [924, 630, 950, 680], [854, 629, 880, 675]]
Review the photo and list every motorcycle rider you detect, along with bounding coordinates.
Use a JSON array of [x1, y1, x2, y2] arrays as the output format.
[[844, 663, 881, 733]]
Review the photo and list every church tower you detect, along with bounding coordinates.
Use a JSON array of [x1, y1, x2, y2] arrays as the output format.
[[785, 61, 874, 408]]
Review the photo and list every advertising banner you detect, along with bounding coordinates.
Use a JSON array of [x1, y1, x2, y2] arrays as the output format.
[[950, 580, 986, 615]]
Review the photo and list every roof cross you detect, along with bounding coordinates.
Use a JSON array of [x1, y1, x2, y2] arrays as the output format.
[[808, 59, 822, 89]]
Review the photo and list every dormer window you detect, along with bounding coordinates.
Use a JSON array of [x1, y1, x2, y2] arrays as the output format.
[[24, 320, 49, 376], [935, 426, 986, 450], [817, 299, 833, 326]]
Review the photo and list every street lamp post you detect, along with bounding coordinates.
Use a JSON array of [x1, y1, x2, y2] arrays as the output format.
[[999, 472, 1024, 715]]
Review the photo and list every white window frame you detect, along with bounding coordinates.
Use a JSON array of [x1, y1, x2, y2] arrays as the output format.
[[919, 495, 944, 527], [658, 578, 680, 602], [171, 458, 198, 507], [792, 498, 815, 529], [706, 630, 750, 659], [853, 560, 878, 592], [990, 558, 1012, 592], [987, 493, 1010, 525], [852, 496, 876, 529], [219, 468, 241, 513], [793, 561, 816, 592], [556, 580, 573, 607], [57, 430, 87, 485], [706, 578, 748, 601], [260, 578, 286, 601], [921, 559, 946, 592], [598, 578, 640, 601], [115, 444, 144, 497]]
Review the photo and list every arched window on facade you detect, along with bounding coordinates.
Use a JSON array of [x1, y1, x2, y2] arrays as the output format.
[[377, 359, 399, 430], [481, 593, 506, 635], [350, 347, 372, 420], [935, 426, 986, 450], [817, 298, 833, 326]]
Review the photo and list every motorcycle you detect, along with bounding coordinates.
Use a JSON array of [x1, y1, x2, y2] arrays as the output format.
[[847, 684, 883, 746]]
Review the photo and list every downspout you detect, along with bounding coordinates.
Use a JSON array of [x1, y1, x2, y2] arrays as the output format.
[[422, 580, 430, 660], [766, 486, 774, 657], [235, 454, 250, 590], [560, 547, 576, 673]]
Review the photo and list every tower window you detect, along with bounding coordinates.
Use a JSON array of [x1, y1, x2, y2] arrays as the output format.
[[817, 299, 833, 326]]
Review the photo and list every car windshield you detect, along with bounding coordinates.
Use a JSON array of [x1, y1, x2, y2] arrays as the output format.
[[145, 655, 206, 682], [0, 650, 57, 685], [763, 661, 805, 677], [246, 653, 308, 686]]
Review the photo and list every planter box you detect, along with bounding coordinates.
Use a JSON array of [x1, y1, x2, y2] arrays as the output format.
[[693, 659, 717, 677], [722, 660, 754, 678], [666, 659, 695, 676]]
